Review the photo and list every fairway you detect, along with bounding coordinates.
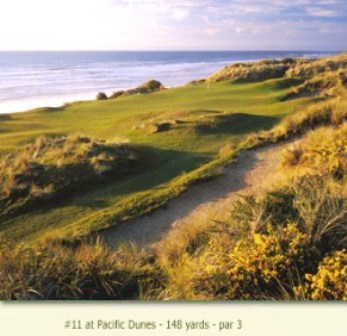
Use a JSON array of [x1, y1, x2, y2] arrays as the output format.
[[2, 51, 347, 302], [0, 79, 311, 243]]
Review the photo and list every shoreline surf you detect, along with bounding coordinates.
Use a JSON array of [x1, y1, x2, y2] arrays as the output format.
[[0, 50, 338, 115]]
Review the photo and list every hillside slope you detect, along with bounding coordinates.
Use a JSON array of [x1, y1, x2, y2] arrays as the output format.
[[0, 69, 306, 243], [102, 139, 300, 248], [1, 53, 347, 301]]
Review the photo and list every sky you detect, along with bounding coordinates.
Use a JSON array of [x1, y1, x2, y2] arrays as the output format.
[[0, 0, 346, 51]]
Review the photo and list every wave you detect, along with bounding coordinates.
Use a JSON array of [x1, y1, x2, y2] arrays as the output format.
[[0, 50, 338, 114]]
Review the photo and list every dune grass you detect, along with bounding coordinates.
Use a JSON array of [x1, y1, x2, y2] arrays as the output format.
[[0, 78, 307, 244], [2, 119, 347, 301], [1, 53, 347, 300], [0, 135, 143, 222]]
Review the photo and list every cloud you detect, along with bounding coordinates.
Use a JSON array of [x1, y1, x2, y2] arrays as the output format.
[[206, 27, 220, 36], [172, 8, 190, 21], [319, 25, 343, 33], [111, 0, 346, 21], [306, 7, 339, 17], [1, 0, 346, 50]]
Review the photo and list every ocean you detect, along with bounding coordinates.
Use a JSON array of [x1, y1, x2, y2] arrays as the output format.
[[0, 50, 337, 114]]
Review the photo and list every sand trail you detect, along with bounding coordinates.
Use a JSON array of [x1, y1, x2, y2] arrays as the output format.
[[101, 140, 299, 249]]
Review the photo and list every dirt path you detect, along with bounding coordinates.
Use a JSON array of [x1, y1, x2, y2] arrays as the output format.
[[101, 140, 299, 249]]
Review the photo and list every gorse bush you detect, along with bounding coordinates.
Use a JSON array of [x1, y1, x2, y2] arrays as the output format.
[[160, 171, 347, 300], [138, 80, 165, 92], [295, 250, 347, 300], [2, 172, 345, 300], [2, 53, 347, 300], [189, 224, 318, 300]]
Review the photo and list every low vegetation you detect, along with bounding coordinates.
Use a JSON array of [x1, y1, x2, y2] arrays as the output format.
[[243, 99, 347, 148], [0, 135, 142, 219], [0, 239, 163, 300], [155, 105, 347, 300], [286, 53, 347, 78], [161, 171, 346, 300], [207, 53, 347, 84], [207, 58, 298, 83], [96, 92, 108, 100], [282, 71, 342, 100], [282, 123, 347, 178], [0, 69, 291, 243], [1, 53, 347, 300], [110, 80, 165, 99]]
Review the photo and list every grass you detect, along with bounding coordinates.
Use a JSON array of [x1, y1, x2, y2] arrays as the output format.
[[0, 77, 306, 243], [0, 239, 163, 300], [152, 122, 347, 300], [0, 135, 144, 221], [1, 53, 347, 300], [242, 98, 347, 149], [0, 80, 301, 153]]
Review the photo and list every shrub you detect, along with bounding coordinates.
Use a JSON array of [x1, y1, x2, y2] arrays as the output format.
[[109, 90, 125, 99], [138, 80, 165, 92], [341, 71, 347, 86], [162, 169, 347, 300], [148, 122, 171, 134], [96, 92, 108, 100], [295, 250, 347, 300], [190, 223, 318, 300], [109, 80, 165, 99]]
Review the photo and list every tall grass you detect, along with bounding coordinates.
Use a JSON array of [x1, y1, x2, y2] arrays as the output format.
[[2, 53, 347, 300], [2, 111, 347, 301], [0, 135, 142, 219], [0, 239, 164, 300], [244, 99, 347, 148], [207, 59, 296, 83]]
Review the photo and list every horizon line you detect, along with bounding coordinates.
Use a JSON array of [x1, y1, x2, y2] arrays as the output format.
[[0, 49, 343, 53]]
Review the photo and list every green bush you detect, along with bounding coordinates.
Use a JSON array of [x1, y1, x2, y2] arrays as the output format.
[[138, 80, 165, 92], [109, 80, 164, 99], [96, 92, 108, 100]]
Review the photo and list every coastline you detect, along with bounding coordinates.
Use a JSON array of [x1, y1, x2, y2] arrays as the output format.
[[0, 50, 337, 115], [1, 51, 347, 302], [0, 87, 126, 115]]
